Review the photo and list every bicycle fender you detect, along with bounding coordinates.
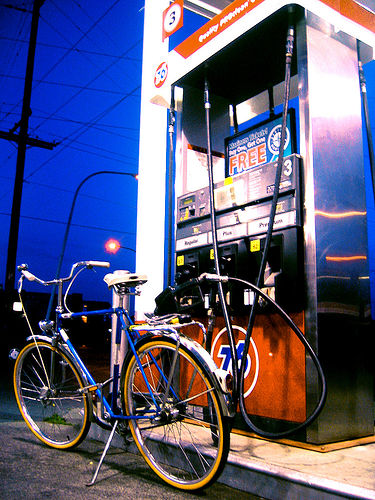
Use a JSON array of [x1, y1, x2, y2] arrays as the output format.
[[26, 334, 52, 344], [25, 335, 73, 360], [175, 334, 234, 418]]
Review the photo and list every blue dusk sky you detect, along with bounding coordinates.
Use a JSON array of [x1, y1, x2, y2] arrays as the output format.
[[0, 1, 374, 307], [0, 0, 144, 302]]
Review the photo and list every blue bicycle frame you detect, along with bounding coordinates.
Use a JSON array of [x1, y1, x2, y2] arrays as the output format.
[[57, 306, 163, 422]]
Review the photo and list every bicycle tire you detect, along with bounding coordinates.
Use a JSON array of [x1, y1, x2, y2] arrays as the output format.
[[121, 335, 230, 491], [13, 340, 90, 449]]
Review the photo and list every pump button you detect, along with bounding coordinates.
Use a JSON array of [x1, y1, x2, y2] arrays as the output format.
[[250, 239, 261, 252]]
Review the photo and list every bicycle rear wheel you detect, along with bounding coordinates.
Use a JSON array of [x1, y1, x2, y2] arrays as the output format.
[[13, 340, 90, 449], [121, 336, 230, 491]]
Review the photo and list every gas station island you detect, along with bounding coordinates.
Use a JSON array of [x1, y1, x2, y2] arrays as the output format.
[[136, 0, 375, 446]]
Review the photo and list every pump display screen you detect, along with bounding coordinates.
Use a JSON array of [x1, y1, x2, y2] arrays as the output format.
[[180, 195, 195, 207], [225, 111, 295, 177]]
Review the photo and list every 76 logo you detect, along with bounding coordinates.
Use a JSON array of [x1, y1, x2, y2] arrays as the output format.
[[154, 61, 168, 88], [211, 326, 259, 398], [217, 340, 250, 376]]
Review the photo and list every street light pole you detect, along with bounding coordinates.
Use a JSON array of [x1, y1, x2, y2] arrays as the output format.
[[45, 170, 137, 320]]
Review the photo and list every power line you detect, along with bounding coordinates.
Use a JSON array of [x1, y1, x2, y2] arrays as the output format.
[[0, 117, 139, 146], [0, 108, 140, 176], [0, 106, 140, 131], [22, 179, 138, 210], [25, 84, 141, 180], [35, 0, 123, 88], [0, 36, 141, 61], [49, 0, 140, 78], [31, 37, 142, 134], [0, 3, 33, 14], [71, 0, 127, 56], [0, 211, 136, 235], [1, 0, 132, 123], [0, 8, 30, 100], [0, 174, 138, 213], [48, 138, 139, 166], [0, 133, 138, 197], [0, 3, 142, 175], [39, 7, 130, 93], [51, 134, 138, 160], [0, 72, 137, 96]]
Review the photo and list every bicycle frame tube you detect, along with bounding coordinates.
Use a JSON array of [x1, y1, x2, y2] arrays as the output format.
[[117, 313, 163, 412], [56, 307, 162, 421], [120, 319, 182, 404], [62, 307, 115, 320]]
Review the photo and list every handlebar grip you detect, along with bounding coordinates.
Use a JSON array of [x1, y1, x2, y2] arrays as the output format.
[[22, 270, 37, 281], [86, 261, 110, 268]]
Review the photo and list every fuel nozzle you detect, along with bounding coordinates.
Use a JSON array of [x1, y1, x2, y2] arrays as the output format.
[[204, 77, 210, 109], [286, 27, 294, 61], [286, 6, 295, 62]]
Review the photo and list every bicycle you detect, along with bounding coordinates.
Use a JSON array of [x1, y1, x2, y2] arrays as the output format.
[[11, 260, 233, 491]]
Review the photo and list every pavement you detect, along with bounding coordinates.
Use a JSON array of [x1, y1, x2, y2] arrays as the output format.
[[0, 372, 260, 500], [2, 349, 375, 500]]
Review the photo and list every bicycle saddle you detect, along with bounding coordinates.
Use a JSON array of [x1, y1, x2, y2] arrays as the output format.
[[104, 273, 148, 289]]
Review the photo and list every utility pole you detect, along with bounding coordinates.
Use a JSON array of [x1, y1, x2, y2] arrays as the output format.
[[2, 0, 57, 291]]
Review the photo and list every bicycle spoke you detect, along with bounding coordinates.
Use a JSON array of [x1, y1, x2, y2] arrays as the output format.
[[122, 337, 229, 491], [14, 342, 90, 449]]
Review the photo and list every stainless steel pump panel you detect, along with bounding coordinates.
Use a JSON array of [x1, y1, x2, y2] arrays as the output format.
[[176, 154, 301, 251]]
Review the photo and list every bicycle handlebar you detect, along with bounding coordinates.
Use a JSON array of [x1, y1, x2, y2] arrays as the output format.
[[18, 260, 110, 286]]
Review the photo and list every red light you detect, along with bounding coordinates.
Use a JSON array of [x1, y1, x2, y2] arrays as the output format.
[[105, 238, 121, 254]]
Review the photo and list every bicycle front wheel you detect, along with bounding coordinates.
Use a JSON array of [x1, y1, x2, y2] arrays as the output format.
[[121, 336, 230, 491], [13, 340, 90, 449]]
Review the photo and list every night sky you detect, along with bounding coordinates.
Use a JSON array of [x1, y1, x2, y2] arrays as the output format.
[[0, 0, 143, 302], [1, 1, 375, 309]]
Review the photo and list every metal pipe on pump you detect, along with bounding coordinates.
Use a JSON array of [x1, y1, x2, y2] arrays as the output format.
[[204, 76, 239, 405], [166, 86, 176, 288]]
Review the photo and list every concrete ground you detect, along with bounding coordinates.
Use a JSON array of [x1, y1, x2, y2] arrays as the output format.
[[2, 344, 375, 500], [0, 373, 261, 500]]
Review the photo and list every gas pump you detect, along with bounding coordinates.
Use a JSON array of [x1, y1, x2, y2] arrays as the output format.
[[145, 0, 375, 444], [175, 152, 303, 311]]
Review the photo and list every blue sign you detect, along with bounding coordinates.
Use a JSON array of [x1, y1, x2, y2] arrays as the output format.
[[225, 111, 295, 177]]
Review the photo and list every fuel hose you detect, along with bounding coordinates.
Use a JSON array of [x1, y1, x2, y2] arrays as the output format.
[[204, 11, 327, 438], [202, 14, 327, 437], [237, 17, 327, 438]]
